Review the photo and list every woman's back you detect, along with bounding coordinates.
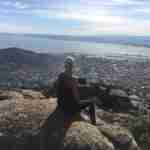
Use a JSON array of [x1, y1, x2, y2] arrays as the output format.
[[57, 72, 80, 116]]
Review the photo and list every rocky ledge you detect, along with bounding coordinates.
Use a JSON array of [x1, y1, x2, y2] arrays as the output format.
[[0, 89, 141, 150]]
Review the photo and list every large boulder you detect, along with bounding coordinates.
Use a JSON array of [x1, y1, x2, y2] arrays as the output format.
[[97, 121, 139, 150], [0, 89, 57, 134], [61, 121, 114, 150]]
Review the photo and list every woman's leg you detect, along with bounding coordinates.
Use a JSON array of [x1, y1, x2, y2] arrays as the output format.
[[39, 107, 72, 150]]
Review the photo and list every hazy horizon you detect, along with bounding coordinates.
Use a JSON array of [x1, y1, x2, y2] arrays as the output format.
[[1, 32, 150, 48], [0, 33, 150, 57]]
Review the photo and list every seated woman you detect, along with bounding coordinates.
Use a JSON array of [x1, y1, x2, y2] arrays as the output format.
[[56, 56, 81, 116], [40, 56, 84, 150]]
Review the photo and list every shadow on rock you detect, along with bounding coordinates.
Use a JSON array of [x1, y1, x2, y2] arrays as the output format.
[[39, 107, 81, 150]]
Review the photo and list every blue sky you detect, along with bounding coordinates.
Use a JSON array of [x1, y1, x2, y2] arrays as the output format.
[[0, 0, 150, 36]]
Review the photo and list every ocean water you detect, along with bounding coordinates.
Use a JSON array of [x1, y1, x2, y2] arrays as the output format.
[[0, 33, 150, 57]]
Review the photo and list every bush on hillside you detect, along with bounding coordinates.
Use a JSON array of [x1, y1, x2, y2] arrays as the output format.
[[129, 113, 150, 150]]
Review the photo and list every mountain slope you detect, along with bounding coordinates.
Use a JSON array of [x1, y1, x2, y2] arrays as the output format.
[[0, 47, 63, 88], [0, 47, 50, 66]]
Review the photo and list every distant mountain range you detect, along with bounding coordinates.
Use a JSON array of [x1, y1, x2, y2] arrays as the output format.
[[1, 33, 150, 48]]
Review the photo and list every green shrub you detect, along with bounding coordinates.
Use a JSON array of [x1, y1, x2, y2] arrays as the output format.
[[129, 114, 150, 150]]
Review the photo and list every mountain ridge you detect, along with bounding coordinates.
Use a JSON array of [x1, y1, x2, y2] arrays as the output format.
[[0, 47, 59, 67]]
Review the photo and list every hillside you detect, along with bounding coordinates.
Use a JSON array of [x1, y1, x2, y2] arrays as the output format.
[[0, 47, 63, 88], [1, 47, 150, 99], [0, 47, 59, 67]]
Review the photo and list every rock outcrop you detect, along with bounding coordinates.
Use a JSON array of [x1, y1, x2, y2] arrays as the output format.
[[0, 89, 140, 150]]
